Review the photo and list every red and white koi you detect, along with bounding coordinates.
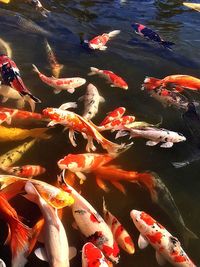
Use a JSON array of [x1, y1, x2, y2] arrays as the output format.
[[32, 64, 86, 94], [82, 242, 109, 267], [3, 165, 46, 178], [57, 153, 114, 182], [24, 182, 76, 267], [0, 110, 16, 125], [78, 83, 105, 120], [103, 199, 135, 254], [130, 210, 196, 267], [100, 107, 126, 126], [97, 115, 135, 132], [58, 176, 120, 264], [88, 30, 120, 51], [88, 67, 128, 90], [43, 104, 129, 154]]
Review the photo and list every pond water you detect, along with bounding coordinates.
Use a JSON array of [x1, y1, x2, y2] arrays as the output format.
[[0, 0, 200, 266]]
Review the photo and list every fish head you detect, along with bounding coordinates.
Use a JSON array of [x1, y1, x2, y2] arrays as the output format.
[[130, 210, 157, 232], [57, 154, 85, 171], [42, 107, 61, 121], [122, 84, 128, 90], [176, 132, 186, 142], [76, 78, 86, 87], [142, 77, 161, 91]]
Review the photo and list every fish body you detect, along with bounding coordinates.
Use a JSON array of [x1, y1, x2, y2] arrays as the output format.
[[103, 199, 135, 254], [33, 64, 86, 94], [58, 179, 120, 264], [116, 126, 186, 148], [130, 210, 196, 267], [0, 125, 50, 141], [58, 153, 114, 182], [100, 107, 126, 126], [131, 23, 175, 49], [0, 175, 74, 209], [25, 182, 70, 267], [45, 40, 63, 78], [149, 88, 190, 110], [88, 67, 128, 90], [4, 165, 46, 177], [26, 0, 50, 17], [0, 55, 41, 108], [97, 115, 135, 132], [82, 242, 109, 267], [0, 139, 36, 169], [88, 30, 120, 51], [79, 83, 105, 120], [43, 106, 128, 155]]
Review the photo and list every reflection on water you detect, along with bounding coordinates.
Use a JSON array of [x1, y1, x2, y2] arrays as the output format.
[[0, 0, 200, 267]]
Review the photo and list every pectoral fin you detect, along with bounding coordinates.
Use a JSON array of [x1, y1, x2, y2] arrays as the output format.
[[138, 234, 149, 249], [160, 142, 173, 148], [2, 97, 8, 103], [75, 172, 86, 184], [53, 88, 61, 94], [111, 181, 126, 194], [155, 251, 166, 266], [67, 88, 75, 94], [78, 96, 85, 102], [99, 96, 105, 103], [34, 247, 48, 262], [69, 247, 77, 260], [146, 141, 159, 146], [95, 176, 109, 192]]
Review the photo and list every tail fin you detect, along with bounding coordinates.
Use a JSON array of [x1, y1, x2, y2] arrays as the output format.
[[142, 77, 162, 91], [108, 30, 121, 38], [102, 139, 133, 156], [160, 41, 175, 49], [32, 64, 40, 74], [88, 67, 99, 76]]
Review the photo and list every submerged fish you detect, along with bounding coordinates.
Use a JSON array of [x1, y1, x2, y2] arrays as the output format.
[[0, 125, 50, 141], [33, 64, 86, 94], [100, 107, 126, 126], [130, 210, 196, 267], [44, 39, 63, 78], [78, 83, 105, 120], [26, 0, 50, 17], [88, 67, 128, 90], [0, 139, 37, 169], [131, 23, 175, 49], [0, 38, 12, 58], [3, 165, 46, 178]]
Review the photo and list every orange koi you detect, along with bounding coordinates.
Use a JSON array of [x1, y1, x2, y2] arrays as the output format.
[[103, 199, 135, 254], [100, 107, 126, 126], [97, 115, 135, 132]]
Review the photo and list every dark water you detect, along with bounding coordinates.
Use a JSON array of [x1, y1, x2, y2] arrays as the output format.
[[0, 0, 200, 266]]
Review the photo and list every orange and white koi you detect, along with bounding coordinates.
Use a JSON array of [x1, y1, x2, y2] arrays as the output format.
[[57, 153, 114, 182], [43, 104, 129, 154], [3, 165, 46, 178], [0, 175, 74, 209], [97, 115, 135, 132], [130, 210, 196, 267], [143, 75, 200, 92], [0, 191, 31, 267], [88, 67, 128, 90], [100, 107, 126, 126], [32, 64, 86, 94], [82, 242, 109, 267], [88, 30, 120, 51], [24, 182, 76, 267], [58, 176, 120, 264], [45, 39, 63, 78], [103, 199, 135, 254]]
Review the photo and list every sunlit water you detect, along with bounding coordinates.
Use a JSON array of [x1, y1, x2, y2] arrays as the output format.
[[0, 0, 200, 266]]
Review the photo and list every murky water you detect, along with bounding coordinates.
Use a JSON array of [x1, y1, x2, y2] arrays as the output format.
[[0, 0, 200, 266]]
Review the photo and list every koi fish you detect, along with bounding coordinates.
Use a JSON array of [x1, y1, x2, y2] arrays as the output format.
[[100, 107, 126, 126], [0, 125, 50, 142], [0, 85, 27, 109], [131, 23, 175, 49], [183, 2, 200, 12], [78, 83, 105, 120], [3, 165, 46, 177], [0, 55, 41, 111], [43, 104, 130, 154], [142, 77, 162, 91], [130, 210, 196, 267], [0, 139, 37, 169], [24, 182, 76, 267], [27, 0, 50, 17], [0, 38, 12, 58], [0, 259, 6, 267], [116, 126, 186, 148], [82, 242, 109, 267], [0, 0, 10, 3], [58, 176, 120, 264], [103, 198, 135, 254], [0, 175, 74, 209], [88, 67, 128, 90], [0, 106, 45, 121], [147, 87, 190, 110], [32, 64, 86, 94], [88, 30, 120, 51], [0, 190, 31, 267], [58, 153, 115, 182], [44, 39, 63, 78], [97, 115, 136, 132]]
